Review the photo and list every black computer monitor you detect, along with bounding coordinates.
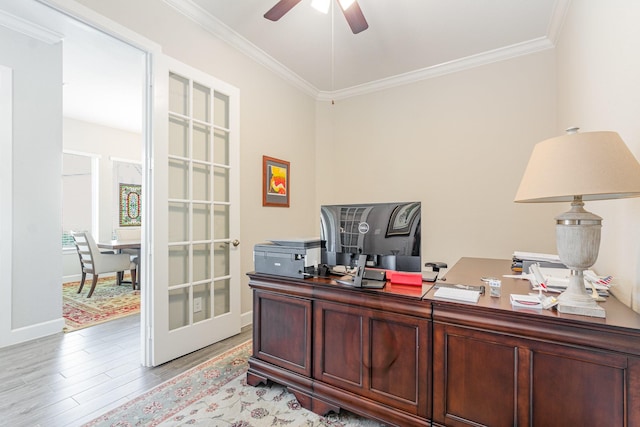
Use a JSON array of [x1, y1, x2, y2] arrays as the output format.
[[320, 201, 421, 272]]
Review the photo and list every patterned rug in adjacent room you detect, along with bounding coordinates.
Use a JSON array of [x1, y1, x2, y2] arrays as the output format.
[[63, 275, 140, 332], [85, 340, 386, 427]]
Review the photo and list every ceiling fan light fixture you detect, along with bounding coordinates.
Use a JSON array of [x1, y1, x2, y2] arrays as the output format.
[[311, 0, 330, 14], [338, 0, 355, 10]]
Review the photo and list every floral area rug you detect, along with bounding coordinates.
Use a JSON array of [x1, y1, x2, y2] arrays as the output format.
[[63, 275, 140, 332], [85, 340, 386, 427]]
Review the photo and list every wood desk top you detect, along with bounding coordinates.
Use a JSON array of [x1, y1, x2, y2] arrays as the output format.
[[429, 257, 640, 332], [250, 257, 640, 332], [248, 271, 430, 300]]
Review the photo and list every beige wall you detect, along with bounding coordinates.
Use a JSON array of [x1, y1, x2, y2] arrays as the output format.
[[62, 118, 142, 280], [64, 118, 142, 240], [556, 0, 640, 311], [75, 0, 318, 314], [316, 50, 561, 268], [69, 1, 640, 317]]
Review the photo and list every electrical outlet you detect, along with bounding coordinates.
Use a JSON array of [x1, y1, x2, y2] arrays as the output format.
[[193, 297, 202, 313]]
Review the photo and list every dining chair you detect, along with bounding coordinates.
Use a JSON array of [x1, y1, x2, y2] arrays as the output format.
[[71, 230, 138, 298]]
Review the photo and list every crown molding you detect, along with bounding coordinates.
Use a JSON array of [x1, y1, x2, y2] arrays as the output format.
[[0, 9, 63, 44], [547, 0, 571, 45], [162, 0, 319, 98], [317, 37, 555, 102], [166, 0, 569, 102]]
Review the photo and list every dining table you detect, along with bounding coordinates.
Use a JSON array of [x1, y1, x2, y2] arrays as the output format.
[[97, 239, 141, 252]]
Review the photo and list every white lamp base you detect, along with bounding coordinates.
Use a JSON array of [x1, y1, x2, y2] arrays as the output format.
[[557, 300, 605, 318], [556, 273, 606, 318], [554, 198, 606, 318]]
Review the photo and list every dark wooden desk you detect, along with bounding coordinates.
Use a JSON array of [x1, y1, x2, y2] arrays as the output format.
[[247, 258, 640, 427], [247, 270, 432, 426], [428, 258, 640, 426]]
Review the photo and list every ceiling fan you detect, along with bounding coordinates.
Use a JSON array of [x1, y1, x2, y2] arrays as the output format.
[[264, 0, 369, 34]]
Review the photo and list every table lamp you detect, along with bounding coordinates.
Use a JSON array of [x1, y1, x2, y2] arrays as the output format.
[[514, 128, 640, 317]]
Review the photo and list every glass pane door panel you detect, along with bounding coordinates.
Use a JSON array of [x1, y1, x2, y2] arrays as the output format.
[[193, 243, 211, 282], [214, 279, 230, 315], [214, 243, 230, 277], [192, 203, 211, 241], [213, 204, 229, 240], [193, 82, 210, 123], [213, 129, 229, 166], [192, 164, 211, 201], [168, 202, 189, 243], [193, 282, 212, 322], [169, 287, 189, 330], [168, 159, 189, 200], [213, 91, 229, 128], [169, 117, 189, 158], [169, 73, 189, 116], [155, 56, 240, 366], [213, 166, 229, 202], [168, 245, 189, 286], [192, 123, 211, 162]]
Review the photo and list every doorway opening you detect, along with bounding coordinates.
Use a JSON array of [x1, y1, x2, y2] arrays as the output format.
[[59, 9, 146, 333]]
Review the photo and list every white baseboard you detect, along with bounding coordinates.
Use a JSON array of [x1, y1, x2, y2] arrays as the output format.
[[241, 310, 253, 329], [0, 317, 65, 349], [63, 274, 82, 283]]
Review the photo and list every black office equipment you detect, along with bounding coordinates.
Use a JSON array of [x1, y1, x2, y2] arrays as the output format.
[[336, 254, 386, 289], [321, 201, 421, 272], [254, 238, 323, 279]]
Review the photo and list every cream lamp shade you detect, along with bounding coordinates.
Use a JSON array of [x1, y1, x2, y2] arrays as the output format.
[[515, 130, 640, 203], [515, 128, 640, 317]]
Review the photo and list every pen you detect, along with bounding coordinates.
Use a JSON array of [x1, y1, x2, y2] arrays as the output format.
[[435, 283, 484, 295]]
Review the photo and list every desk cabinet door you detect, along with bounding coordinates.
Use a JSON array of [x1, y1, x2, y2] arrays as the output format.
[[432, 323, 521, 427], [314, 300, 430, 416], [253, 290, 312, 376], [433, 322, 639, 427]]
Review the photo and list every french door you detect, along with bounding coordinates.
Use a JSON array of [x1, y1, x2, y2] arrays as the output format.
[[148, 55, 241, 366]]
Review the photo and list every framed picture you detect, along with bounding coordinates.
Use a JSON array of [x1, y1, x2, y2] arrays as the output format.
[[386, 202, 420, 236], [262, 156, 290, 207], [119, 183, 142, 226]]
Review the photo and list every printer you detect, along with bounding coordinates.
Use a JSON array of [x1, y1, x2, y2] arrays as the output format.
[[254, 238, 324, 279]]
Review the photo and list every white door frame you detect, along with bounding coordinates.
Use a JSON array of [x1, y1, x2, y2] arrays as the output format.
[[38, 0, 161, 365]]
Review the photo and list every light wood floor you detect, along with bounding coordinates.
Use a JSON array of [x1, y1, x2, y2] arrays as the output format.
[[0, 315, 252, 427]]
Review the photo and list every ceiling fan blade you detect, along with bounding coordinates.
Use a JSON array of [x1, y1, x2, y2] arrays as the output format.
[[340, 1, 369, 34], [264, 0, 303, 21]]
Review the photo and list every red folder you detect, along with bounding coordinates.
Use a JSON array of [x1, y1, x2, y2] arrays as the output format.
[[387, 271, 422, 286]]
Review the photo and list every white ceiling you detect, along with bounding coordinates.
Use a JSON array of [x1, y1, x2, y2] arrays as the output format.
[[170, 0, 569, 98], [0, 0, 570, 133]]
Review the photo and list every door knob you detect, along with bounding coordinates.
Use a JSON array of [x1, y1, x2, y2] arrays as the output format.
[[232, 239, 240, 247]]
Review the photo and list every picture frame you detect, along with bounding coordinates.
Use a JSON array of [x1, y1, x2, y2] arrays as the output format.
[[119, 183, 142, 226], [262, 156, 290, 207], [386, 202, 420, 236]]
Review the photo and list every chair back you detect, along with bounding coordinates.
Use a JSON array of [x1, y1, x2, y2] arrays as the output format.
[[70, 231, 97, 274]]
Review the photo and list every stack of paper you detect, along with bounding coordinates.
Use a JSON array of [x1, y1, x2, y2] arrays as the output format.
[[512, 251, 565, 273], [434, 287, 480, 303], [510, 294, 543, 309]]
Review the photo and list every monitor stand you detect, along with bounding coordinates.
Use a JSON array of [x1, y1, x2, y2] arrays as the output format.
[[358, 279, 386, 289], [336, 254, 386, 289]]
